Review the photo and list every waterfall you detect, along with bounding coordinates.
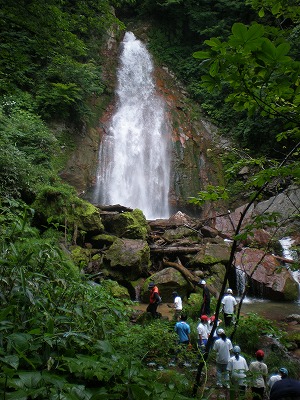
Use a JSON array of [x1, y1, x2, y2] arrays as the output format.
[[279, 237, 300, 301], [93, 32, 171, 220], [236, 267, 247, 297]]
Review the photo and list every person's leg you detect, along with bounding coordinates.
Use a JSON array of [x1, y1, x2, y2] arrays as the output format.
[[220, 364, 230, 388], [238, 385, 246, 400], [224, 313, 232, 326], [216, 363, 223, 386], [146, 303, 156, 317], [251, 387, 264, 400]]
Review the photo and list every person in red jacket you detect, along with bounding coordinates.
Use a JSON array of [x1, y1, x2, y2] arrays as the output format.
[[146, 282, 161, 318]]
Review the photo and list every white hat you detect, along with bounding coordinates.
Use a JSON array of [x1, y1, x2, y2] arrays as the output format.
[[227, 288, 233, 294], [217, 328, 225, 335], [199, 280, 206, 285]]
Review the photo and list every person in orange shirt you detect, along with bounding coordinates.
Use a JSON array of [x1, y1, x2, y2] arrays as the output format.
[[146, 282, 161, 318]]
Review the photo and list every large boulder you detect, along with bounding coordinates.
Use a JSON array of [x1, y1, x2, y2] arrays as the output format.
[[140, 267, 191, 303], [254, 185, 300, 224], [234, 248, 299, 301], [32, 185, 104, 237], [103, 238, 151, 280], [188, 240, 231, 267], [100, 209, 149, 240]]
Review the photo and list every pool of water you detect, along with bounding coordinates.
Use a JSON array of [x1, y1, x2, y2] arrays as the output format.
[[239, 297, 300, 321]]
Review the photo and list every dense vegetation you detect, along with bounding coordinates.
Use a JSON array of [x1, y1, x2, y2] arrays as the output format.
[[0, 0, 300, 398]]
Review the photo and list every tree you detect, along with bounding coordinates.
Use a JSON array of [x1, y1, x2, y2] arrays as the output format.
[[191, 4, 300, 396]]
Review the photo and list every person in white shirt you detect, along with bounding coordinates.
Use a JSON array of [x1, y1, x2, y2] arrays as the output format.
[[227, 345, 249, 396], [213, 328, 233, 388], [172, 291, 182, 319], [221, 288, 238, 326], [197, 314, 209, 350], [249, 349, 268, 400], [208, 315, 222, 342]]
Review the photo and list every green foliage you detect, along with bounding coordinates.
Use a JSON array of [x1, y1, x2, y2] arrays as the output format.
[[0, 100, 59, 200], [233, 313, 281, 354], [0, 0, 123, 122], [248, 0, 300, 22], [0, 199, 199, 398], [194, 21, 300, 138], [189, 185, 229, 206]]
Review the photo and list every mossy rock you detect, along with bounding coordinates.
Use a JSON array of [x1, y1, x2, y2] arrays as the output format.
[[283, 277, 299, 301], [32, 184, 104, 235], [209, 263, 226, 293], [103, 238, 151, 280], [101, 279, 130, 299], [70, 245, 91, 268], [190, 242, 231, 266], [102, 209, 149, 239], [90, 233, 117, 248], [140, 267, 190, 303], [162, 226, 199, 242]]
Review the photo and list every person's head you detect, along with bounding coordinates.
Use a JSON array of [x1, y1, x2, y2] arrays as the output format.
[[227, 288, 233, 295], [255, 349, 264, 361], [172, 291, 178, 298], [180, 314, 187, 322], [148, 282, 155, 291], [217, 328, 226, 340], [233, 345, 241, 359], [200, 315, 209, 323], [199, 280, 206, 287], [279, 367, 288, 378]]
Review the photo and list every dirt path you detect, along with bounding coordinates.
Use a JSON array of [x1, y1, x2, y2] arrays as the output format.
[[131, 302, 176, 319]]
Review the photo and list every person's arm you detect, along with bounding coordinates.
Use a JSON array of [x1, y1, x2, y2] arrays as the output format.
[[263, 366, 268, 387], [197, 326, 202, 344], [154, 292, 160, 303]]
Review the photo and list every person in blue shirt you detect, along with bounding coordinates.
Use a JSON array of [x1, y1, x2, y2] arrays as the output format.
[[174, 314, 191, 345]]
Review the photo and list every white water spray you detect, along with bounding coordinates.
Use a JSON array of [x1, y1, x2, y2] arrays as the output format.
[[279, 237, 300, 301], [93, 32, 171, 220]]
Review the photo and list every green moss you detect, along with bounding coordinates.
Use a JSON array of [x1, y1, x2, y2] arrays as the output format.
[[283, 278, 299, 301], [70, 245, 91, 268], [32, 184, 104, 234], [104, 238, 150, 280], [101, 279, 130, 299], [285, 331, 300, 343], [107, 209, 149, 239]]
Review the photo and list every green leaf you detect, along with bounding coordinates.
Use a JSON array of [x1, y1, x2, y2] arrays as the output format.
[[204, 37, 223, 49], [7, 333, 32, 352], [18, 371, 42, 388], [209, 60, 219, 77], [0, 355, 19, 370], [193, 50, 210, 59]]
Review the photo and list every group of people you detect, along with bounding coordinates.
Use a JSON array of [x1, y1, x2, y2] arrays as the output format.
[[199, 281, 238, 327], [146, 281, 300, 398]]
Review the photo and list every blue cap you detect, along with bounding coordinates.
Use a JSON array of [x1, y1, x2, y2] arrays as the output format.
[[279, 367, 288, 376]]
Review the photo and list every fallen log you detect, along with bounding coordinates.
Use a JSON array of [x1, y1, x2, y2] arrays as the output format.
[[273, 254, 297, 265], [149, 245, 202, 254], [162, 257, 219, 298], [162, 257, 199, 289]]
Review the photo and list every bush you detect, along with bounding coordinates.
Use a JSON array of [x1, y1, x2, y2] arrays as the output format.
[[233, 313, 281, 354]]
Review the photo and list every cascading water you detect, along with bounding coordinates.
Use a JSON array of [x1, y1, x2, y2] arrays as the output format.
[[236, 267, 247, 297], [279, 237, 300, 301], [93, 32, 171, 220]]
